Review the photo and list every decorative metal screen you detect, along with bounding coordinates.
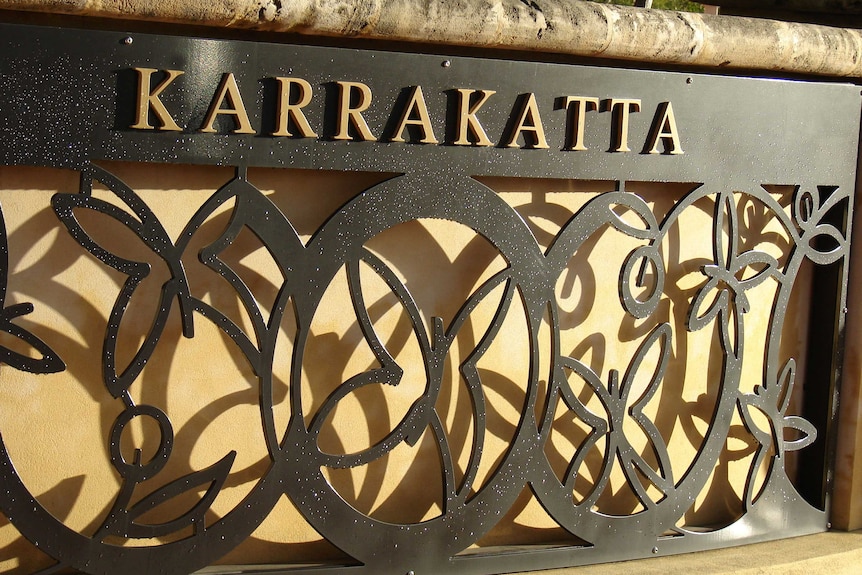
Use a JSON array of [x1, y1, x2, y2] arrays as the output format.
[[0, 23, 858, 575]]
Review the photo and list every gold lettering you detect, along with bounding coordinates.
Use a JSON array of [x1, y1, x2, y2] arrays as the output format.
[[200, 73, 256, 135], [334, 81, 376, 141], [453, 89, 495, 146], [390, 86, 438, 144], [505, 93, 549, 149], [646, 102, 684, 155], [561, 96, 600, 151], [607, 98, 641, 153], [272, 77, 317, 138], [131, 68, 183, 131]]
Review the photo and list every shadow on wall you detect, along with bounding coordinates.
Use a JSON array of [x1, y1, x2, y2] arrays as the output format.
[[0, 163, 816, 572]]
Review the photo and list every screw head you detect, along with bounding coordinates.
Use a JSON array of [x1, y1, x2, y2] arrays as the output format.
[[652, 546, 659, 554], [123, 36, 133, 45], [442, 60, 451, 68]]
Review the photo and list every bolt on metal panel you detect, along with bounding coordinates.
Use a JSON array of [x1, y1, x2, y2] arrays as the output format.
[[0, 22, 858, 575]]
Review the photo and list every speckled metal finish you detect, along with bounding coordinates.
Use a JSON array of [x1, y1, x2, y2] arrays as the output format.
[[0, 23, 858, 575]]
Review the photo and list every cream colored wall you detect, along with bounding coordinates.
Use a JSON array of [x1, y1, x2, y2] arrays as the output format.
[[0, 163, 813, 572], [0, 1, 856, 572]]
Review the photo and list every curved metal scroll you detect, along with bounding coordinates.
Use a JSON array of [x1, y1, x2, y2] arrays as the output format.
[[0, 164, 849, 575]]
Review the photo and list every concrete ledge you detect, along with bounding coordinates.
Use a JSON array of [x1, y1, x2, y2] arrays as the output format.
[[518, 530, 862, 574], [1, 0, 862, 77]]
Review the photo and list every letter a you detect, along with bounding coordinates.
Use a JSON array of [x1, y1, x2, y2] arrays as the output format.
[[200, 73, 257, 135], [646, 102, 684, 155]]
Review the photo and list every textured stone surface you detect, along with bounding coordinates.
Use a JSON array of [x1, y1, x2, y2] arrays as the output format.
[[1, 0, 862, 76]]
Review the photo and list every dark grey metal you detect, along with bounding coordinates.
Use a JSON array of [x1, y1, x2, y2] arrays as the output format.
[[0, 22, 858, 575]]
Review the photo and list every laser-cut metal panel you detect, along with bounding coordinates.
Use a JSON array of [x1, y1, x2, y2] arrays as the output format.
[[0, 22, 858, 575]]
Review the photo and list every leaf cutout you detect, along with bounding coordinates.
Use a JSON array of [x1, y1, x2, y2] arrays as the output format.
[[775, 357, 796, 415], [123, 451, 235, 538], [687, 277, 728, 332], [734, 251, 778, 295], [782, 415, 817, 452], [806, 223, 846, 265], [606, 196, 660, 240], [0, 304, 65, 373], [65, 166, 194, 331], [793, 188, 816, 224], [793, 187, 849, 266], [51, 195, 151, 277], [714, 191, 737, 272]]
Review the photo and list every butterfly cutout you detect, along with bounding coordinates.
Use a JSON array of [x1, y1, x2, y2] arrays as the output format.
[[553, 323, 674, 510], [307, 246, 516, 506], [52, 164, 302, 398]]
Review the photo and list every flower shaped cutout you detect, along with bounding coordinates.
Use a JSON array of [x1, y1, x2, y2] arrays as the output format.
[[688, 192, 778, 354]]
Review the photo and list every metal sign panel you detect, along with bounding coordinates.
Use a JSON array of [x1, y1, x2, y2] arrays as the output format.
[[0, 22, 858, 575]]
